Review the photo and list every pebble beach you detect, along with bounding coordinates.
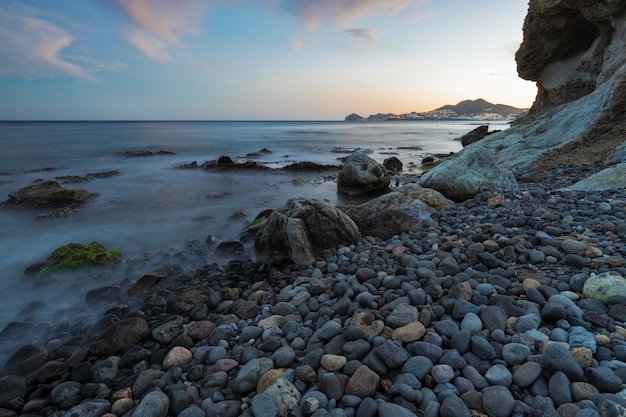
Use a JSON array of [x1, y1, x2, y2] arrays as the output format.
[[2, 164, 626, 417]]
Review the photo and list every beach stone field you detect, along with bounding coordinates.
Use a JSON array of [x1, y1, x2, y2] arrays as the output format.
[[2, 164, 626, 417]]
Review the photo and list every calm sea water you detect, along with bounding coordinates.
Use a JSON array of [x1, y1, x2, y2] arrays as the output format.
[[0, 120, 505, 348]]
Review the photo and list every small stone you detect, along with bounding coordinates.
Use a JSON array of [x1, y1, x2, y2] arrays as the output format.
[[485, 364, 512, 387], [345, 365, 380, 398], [570, 348, 593, 369], [132, 390, 169, 417], [512, 361, 542, 387], [583, 272, 626, 303], [321, 354, 347, 371], [440, 394, 471, 417], [258, 315, 284, 331], [351, 312, 384, 337], [262, 378, 301, 417], [502, 343, 531, 366], [570, 382, 599, 401], [482, 386, 515, 417], [152, 316, 184, 343], [187, 320, 216, 341], [378, 401, 419, 417], [163, 346, 192, 370], [392, 321, 426, 342], [431, 364, 455, 384], [541, 343, 584, 381]]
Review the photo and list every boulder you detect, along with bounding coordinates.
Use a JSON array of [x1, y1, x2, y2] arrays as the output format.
[[24, 242, 121, 276], [418, 146, 517, 202], [255, 198, 361, 265], [563, 163, 626, 191], [383, 157, 403, 172], [3, 180, 96, 209], [460, 125, 490, 147], [340, 184, 452, 239], [337, 151, 390, 196]]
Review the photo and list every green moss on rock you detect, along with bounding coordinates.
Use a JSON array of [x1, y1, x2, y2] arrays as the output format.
[[47, 242, 121, 271]]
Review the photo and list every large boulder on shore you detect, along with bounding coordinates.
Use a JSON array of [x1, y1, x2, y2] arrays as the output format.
[[255, 198, 361, 265], [340, 184, 452, 239], [418, 146, 517, 202], [337, 151, 390, 196]]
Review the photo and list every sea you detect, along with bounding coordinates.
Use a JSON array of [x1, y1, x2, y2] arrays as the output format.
[[0, 120, 507, 355]]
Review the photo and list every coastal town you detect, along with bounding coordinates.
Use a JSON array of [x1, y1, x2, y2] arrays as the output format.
[[345, 98, 526, 122]]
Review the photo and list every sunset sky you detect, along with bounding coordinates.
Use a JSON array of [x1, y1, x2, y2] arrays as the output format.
[[0, 0, 537, 120]]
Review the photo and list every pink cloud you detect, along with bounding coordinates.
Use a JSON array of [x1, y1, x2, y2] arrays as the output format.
[[279, 0, 429, 30], [0, 8, 92, 79], [114, 0, 210, 61]]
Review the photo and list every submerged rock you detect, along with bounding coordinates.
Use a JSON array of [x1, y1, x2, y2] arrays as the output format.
[[24, 242, 121, 276], [3, 180, 96, 209]]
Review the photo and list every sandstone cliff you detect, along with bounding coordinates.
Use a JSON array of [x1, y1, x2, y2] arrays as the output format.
[[420, 0, 626, 198]]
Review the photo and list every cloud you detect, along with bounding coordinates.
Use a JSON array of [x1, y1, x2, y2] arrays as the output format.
[[291, 39, 304, 52], [114, 0, 209, 62], [334, 28, 379, 42], [126, 29, 173, 63], [278, 0, 429, 31], [0, 7, 92, 80]]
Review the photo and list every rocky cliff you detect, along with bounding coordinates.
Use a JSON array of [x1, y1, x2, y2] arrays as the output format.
[[420, 0, 626, 199]]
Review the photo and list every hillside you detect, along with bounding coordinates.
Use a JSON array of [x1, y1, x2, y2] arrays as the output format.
[[345, 98, 527, 121], [434, 98, 526, 116]]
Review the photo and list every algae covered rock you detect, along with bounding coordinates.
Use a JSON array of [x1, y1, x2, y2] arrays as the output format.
[[25, 242, 121, 275]]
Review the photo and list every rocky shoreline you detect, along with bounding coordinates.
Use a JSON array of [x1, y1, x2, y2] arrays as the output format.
[[0, 164, 624, 417]]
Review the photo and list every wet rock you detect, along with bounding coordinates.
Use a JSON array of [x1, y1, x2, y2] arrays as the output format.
[[345, 365, 380, 398], [337, 151, 390, 196], [255, 198, 361, 265], [90, 317, 150, 355], [3, 180, 96, 209]]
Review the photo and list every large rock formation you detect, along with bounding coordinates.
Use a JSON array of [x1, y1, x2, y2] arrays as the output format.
[[514, 0, 626, 169], [421, 0, 626, 199], [419, 146, 517, 202], [254, 198, 361, 265], [340, 184, 452, 239]]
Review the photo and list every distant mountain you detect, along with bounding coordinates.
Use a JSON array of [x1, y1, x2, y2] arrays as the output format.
[[435, 98, 526, 116], [345, 98, 527, 122], [345, 113, 398, 122]]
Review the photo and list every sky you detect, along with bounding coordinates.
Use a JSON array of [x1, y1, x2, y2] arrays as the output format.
[[0, 0, 537, 120]]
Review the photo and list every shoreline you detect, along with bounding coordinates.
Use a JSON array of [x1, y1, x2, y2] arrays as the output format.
[[0, 165, 625, 417]]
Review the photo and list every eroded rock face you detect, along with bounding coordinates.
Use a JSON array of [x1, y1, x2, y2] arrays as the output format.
[[420, 2, 626, 197], [513, 0, 626, 166], [337, 151, 390, 196], [516, 0, 626, 117], [255, 198, 361, 265]]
